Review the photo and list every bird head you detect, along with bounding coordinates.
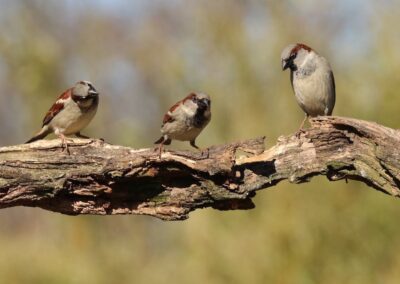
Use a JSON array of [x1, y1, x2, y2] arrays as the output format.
[[71, 81, 99, 108], [72, 81, 99, 99], [281, 43, 313, 71]]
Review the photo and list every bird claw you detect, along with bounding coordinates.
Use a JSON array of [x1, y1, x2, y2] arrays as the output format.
[[199, 148, 210, 159], [295, 127, 307, 138], [61, 142, 70, 155], [154, 144, 164, 159], [58, 135, 73, 155]]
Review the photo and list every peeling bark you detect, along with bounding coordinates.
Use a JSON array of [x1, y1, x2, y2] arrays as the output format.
[[1, 116, 399, 220]]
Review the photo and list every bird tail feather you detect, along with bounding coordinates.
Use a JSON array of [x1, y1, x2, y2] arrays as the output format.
[[154, 136, 164, 144], [26, 126, 51, 144]]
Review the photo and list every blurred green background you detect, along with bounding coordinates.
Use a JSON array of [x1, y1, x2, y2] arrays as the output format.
[[1, 0, 400, 283]]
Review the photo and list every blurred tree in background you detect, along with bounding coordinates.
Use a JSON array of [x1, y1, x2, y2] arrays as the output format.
[[1, 0, 400, 283]]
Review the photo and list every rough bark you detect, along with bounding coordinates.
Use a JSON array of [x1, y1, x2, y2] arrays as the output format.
[[1, 116, 399, 220]]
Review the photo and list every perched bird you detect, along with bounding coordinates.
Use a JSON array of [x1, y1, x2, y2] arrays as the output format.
[[281, 43, 335, 133], [26, 81, 99, 152], [154, 92, 211, 157]]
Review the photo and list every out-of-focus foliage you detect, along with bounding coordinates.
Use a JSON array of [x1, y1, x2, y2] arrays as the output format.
[[1, 1, 400, 283]]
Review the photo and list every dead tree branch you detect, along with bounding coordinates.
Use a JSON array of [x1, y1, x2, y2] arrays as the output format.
[[1, 116, 399, 220]]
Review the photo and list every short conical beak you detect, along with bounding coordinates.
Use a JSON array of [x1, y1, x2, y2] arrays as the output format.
[[88, 89, 99, 97], [282, 60, 289, 70], [203, 99, 210, 108]]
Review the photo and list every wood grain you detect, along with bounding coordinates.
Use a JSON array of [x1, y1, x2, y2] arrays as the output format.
[[1, 116, 399, 220]]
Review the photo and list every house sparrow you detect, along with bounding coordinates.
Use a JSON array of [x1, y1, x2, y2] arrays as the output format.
[[281, 43, 335, 133], [26, 80, 99, 152], [154, 92, 211, 157]]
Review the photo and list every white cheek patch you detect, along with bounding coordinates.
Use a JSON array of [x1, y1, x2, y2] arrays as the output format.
[[301, 53, 317, 68], [181, 103, 196, 117]]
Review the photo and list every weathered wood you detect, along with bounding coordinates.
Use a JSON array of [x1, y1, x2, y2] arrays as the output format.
[[1, 116, 399, 220]]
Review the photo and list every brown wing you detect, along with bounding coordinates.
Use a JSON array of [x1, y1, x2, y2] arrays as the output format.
[[161, 93, 196, 126], [42, 88, 71, 127], [162, 113, 175, 125], [330, 70, 336, 95], [161, 99, 182, 125], [327, 70, 336, 115]]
